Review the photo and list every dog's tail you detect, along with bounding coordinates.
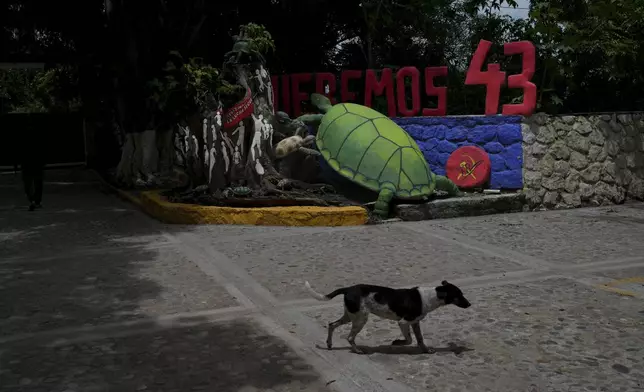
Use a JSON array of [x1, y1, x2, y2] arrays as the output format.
[[304, 281, 347, 301]]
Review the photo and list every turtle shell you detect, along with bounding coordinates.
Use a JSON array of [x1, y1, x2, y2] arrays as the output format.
[[316, 103, 435, 199]]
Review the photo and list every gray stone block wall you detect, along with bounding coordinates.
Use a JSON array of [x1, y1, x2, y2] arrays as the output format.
[[522, 112, 644, 210]]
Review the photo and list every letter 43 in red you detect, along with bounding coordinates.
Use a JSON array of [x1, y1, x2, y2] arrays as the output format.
[[465, 39, 506, 116]]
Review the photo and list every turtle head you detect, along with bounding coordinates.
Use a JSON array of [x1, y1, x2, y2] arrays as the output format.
[[275, 111, 292, 124], [302, 134, 316, 146], [274, 135, 303, 158], [311, 93, 333, 113], [275, 111, 308, 136]]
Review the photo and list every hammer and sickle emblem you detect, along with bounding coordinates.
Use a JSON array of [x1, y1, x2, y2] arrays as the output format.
[[457, 153, 483, 180]]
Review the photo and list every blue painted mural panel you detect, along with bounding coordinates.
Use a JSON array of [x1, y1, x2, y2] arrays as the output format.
[[392, 116, 523, 189]]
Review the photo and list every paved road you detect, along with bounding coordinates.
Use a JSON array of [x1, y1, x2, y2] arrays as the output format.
[[1, 168, 643, 392]]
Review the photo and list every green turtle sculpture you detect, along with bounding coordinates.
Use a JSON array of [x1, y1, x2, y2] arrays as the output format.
[[297, 93, 460, 218]]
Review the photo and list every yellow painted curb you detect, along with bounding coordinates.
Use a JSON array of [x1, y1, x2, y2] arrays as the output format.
[[115, 189, 144, 209], [90, 169, 144, 209], [91, 170, 367, 226], [136, 190, 368, 226]]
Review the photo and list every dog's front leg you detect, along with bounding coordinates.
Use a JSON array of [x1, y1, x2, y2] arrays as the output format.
[[392, 322, 413, 346], [411, 323, 435, 354]]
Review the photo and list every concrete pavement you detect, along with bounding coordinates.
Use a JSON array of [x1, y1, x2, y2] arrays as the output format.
[[1, 168, 643, 392]]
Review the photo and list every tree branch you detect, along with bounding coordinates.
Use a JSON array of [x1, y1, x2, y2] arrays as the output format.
[[186, 15, 208, 50]]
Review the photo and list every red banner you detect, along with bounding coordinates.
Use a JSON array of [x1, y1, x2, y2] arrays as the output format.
[[223, 87, 254, 129]]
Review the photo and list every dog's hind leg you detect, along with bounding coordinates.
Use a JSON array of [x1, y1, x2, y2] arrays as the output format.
[[346, 311, 369, 354], [327, 312, 350, 350], [392, 322, 413, 346], [411, 322, 435, 354]]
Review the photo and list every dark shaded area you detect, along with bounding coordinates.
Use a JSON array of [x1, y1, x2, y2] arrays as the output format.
[[163, 185, 360, 208], [2, 321, 328, 392], [0, 168, 327, 391], [0, 113, 85, 166], [316, 342, 474, 356], [0, 168, 170, 335]]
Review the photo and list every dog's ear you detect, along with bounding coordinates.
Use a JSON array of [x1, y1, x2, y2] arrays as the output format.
[[435, 285, 447, 299], [441, 280, 449, 286]]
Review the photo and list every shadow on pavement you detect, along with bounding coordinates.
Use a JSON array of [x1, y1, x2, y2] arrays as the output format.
[[0, 168, 170, 334], [0, 168, 328, 392], [2, 321, 325, 392], [316, 341, 474, 356]]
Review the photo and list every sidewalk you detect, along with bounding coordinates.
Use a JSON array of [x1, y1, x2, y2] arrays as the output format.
[[1, 168, 644, 392]]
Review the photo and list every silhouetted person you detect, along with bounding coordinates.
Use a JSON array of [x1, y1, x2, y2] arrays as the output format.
[[19, 117, 45, 211]]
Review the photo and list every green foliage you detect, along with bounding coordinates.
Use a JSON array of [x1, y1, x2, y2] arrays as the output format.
[[183, 57, 222, 108], [144, 24, 276, 125], [34, 66, 82, 112], [462, 0, 518, 14], [240, 23, 276, 55], [0, 67, 81, 114], [146, 49, 248, 126], [528, 0, 644, 112], [0, 69, 41, 113], [147, 52, 222, 123]]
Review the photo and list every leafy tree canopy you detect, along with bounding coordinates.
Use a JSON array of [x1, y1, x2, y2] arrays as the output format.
[[1, 0, 642, 116]]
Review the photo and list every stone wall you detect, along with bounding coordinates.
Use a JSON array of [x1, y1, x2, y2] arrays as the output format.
[[522, 113, 644, 209], [395, 116, 523, 189]]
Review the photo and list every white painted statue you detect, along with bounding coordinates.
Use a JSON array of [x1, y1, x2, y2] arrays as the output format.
[[255, 69, 266, 92], [221, 141, 230, 173], [211, 123, 218, 151], [261, 118, 270, 140], [203, 142, 209, 171], [202, 119, 210, 169], [174, 131, 185, 166], [255, 160, 265, 175], [222, 132, 234, 153], [250, 114, 266, 176], [233, 145, 241, 165], [259, 64, 268, 81], [260, 65, 274, 109], [265, 121, 274, 147], [191, 134, 199, 164], [250, 114, 264, 160], [232, 122, 246, 156], [182, 125, 191, 154], [214, 111, 223, 128], [208, 146, 216, 182]]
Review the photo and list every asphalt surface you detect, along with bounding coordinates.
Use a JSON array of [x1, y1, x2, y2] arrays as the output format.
[[1, 168, 643, 392]]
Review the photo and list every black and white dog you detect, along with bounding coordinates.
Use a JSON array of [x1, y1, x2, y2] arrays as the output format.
[[304, 280, 471, 354]]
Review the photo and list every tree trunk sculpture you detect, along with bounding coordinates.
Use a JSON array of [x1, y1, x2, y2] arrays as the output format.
[[115, 26, 312, 195]]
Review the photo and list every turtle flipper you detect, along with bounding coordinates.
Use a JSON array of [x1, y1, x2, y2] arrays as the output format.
[[296, 114, 324, 125], [295, 114, 324, 135], [434, 175, 461, 196], [310, 93, 333, 113], [373, 188, 395, 219]]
